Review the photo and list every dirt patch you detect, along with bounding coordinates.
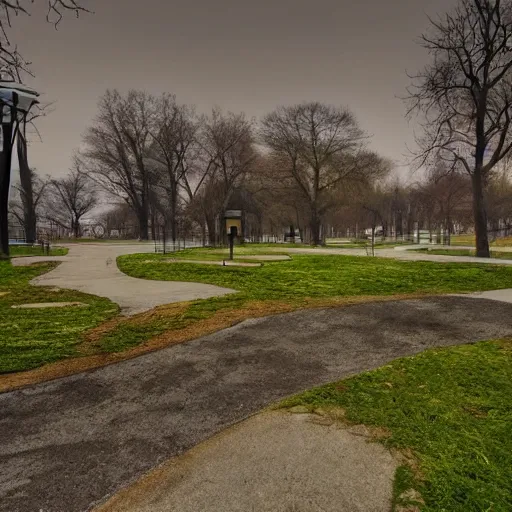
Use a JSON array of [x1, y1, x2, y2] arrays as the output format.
[[236, 255, 291, 261], [390, 447, 425, 482], [77, 303, 192, 355], [11, 302, 87, 309], [0, 292, 437, 393], [161, 259, 261, 267]]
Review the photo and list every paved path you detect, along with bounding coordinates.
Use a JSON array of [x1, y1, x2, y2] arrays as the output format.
[[12, 244, 235, 315], [273, 245, 512, 265], [2, 296, 512, 512], [97, 412, 397, 512]]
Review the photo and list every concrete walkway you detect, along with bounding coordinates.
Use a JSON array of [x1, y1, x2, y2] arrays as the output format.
[[272, 245, 512, 265], [2, 296, 512, 512], [96, 411, 397, 512], [12, 244, 235, 316]]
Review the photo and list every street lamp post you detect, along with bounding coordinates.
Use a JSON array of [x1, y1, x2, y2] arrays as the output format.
[[0, 80, 39, 257]]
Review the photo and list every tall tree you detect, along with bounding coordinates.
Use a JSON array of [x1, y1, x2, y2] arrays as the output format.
[[187, 108, 255, 244], [16, 130, 37, 243], [9, 169, 49, 242], [147, 95, 197, 244], [15, 104, 52, 243], [407, 0, 512, 257], [45, 163, 97, 238], [83, 90, 156, 240], [261, 102, 383, 245]]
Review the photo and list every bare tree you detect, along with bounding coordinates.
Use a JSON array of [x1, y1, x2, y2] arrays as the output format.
[[147, 95, 198, 244], [83, 90, 156, 240], [420, 164, 472, 243], [44, 162, 97, 238], [101, 203, 139, 239], [186, 108, 255, 244], [407, 0, 512, 256], [14, 103, 53, 243], [0, 1, 88, 256], [360, 185, 391, 255], [261, 102, 385, 245], [9, 169, 49, 242]]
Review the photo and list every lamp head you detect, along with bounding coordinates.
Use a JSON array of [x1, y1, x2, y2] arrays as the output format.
[[0, 80, 39, 114]]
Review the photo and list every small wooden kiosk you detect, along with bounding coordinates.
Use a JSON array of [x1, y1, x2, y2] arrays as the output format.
[[224, 209, 243, 260]]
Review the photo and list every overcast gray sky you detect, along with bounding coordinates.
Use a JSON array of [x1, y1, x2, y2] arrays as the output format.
[[11, 0, 457, 180]]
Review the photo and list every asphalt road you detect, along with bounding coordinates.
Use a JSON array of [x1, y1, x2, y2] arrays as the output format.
[[2, 296, 512, 512]]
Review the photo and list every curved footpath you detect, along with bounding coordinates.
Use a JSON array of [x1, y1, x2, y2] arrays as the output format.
[[277, 244, 512, 265], [2, 296, 512, 512], [12, 244, 235, 315], [12, 244, 512, 316]]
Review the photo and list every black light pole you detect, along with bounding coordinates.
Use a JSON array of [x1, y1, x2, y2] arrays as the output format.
[[0, 81, 39, 258], [229, 226, 237, 260]]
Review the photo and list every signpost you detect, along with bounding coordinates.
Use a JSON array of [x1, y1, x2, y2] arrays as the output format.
[[224, 210, 242, 261]]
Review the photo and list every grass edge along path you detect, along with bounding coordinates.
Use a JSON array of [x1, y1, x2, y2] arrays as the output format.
[[9, 245, 69, 257], [5, 249, 512, 390], [118, 251, 512, 300], [0, 293, 435, 393], [0, 260, 118, 375], [278, 338, 512, 512], [412, 248, 512, 260]]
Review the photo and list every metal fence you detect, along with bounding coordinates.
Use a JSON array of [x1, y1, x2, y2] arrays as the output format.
[[153, 237, 207, 254]]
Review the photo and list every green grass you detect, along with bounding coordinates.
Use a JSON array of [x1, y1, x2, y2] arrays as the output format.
[[279, 339, 512, 512], [98, 248, 512, 354], [413, 248, 512, 260], [119, 249, 512, 301], [451, 235, 477, 246], [7, 245, 512, 372], [9, 245, 69, 257], [451, 234, 512, 247], [0, 261, 118, 372], [325, 241, 413, 249]]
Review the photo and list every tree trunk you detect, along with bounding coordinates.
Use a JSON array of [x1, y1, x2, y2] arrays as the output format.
[[73, 218, 81, 238], [171, 188, 178, 244], [201, 221, 207, 247], [289, 225, 295, 243], [150, 211, 156, 241], [138, 184, 150, 240], [138, 212, 149, 240], [205, 214, 216, 246], [472, 172, 490, 258], [310, 207, 321, 246], [17, 134, 37, 244]]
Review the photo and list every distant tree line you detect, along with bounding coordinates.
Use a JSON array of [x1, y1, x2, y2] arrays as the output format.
[[9, 94, 393, 244], [7, 0, 512, 257], [9, 92, 512, 246]]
